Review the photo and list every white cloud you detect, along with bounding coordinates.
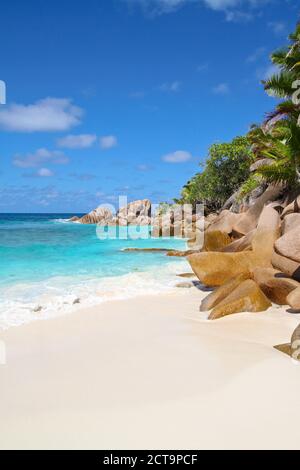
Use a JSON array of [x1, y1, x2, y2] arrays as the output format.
[[212, 83, 230, 94], [137, 164, 153, 171], [225, 9, 253, 22], [125, 0, 271, 18], [13, 148, 69, 168], [100, 135, 118, 149], [0, 98, 83, 132], [203, 0, 239, 10], [37, 168, 54, 177], [126, 0, 187, 14], [246, 47, 266, 63], [268, 21, 286, 35], [162, 150, 192, 163], [22, 168, 55, 178], [57, 134, 97, 149], [159, 81, 181, 93]]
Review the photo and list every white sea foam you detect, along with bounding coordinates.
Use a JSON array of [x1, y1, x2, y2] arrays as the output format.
[[53, 218, 73, 223], [0, 260, 191, 329]]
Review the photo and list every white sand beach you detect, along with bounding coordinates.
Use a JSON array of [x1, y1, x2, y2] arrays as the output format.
[[1, 284, 300, 450]]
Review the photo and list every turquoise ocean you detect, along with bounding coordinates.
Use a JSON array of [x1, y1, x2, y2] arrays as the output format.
[[0, 214, 188, 328]]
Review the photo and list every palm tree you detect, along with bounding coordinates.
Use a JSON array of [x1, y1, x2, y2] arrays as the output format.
[[247, 23, 300, 189], [263, 23, 300, 99], [248, 118, 300, 187], [262, 23, 300, 123]]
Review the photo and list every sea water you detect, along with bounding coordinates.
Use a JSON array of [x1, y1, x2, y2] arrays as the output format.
[[0, 214, 189, 328]]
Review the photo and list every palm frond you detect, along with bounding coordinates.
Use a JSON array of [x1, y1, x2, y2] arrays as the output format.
[[256, 162, 297, 185], [264, 101, 300, 124], [262, 71, 296, 98]]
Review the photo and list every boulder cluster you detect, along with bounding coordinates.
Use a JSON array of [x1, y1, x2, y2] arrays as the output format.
[[151, 208, 204, 238], [72, 187, 300, 319], [71, 199, 204, 238], [187, 186, 300, 319], [70, 199, 152, 226]]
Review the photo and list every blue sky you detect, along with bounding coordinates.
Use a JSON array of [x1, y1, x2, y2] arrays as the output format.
[[0, 0, 298, 213]]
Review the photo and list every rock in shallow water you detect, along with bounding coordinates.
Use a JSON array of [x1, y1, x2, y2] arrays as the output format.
[[33, 305, 43, 313], [79, 207, 113, 225], [122, 248, 170, 253], [177, 273, 196, 278], [176, 282, 193, 288]]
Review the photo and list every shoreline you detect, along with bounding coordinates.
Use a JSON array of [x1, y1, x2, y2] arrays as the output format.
[[1, 286, 300, 449], [0, 258, 190, 330]]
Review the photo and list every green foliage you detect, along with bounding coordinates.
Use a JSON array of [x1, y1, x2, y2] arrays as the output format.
[[248, 22, 300, 189], [177, 23, 300, 213], [238, 175, 261, 200], [156, 202, 178, 215], [254, 119, 300, 186], [263, 71, 297, 98], [179, 136, 252, 211], [263, 23, 300, 98]]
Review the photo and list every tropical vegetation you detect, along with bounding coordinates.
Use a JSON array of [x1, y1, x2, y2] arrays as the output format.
[[177, 22, 300, 212], [177, 136, 252, 212]]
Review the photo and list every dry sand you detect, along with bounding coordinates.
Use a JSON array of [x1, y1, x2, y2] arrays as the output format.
[[0, 284, 300, 450]]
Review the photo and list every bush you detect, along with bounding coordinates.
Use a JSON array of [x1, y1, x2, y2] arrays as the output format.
[[179, 136, 253, 212]]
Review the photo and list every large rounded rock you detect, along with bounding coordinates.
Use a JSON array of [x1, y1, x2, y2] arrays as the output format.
[[272, 252, 300, 282], [188, 251, 271, 287], [252, 268, 299, 305], [274, 323, 300, 357], [200, 272, 250, 312], [117, 199, 151, 225], [208, 279, 271, 320], [203, 230, 231, 252], [221, 230, 255, 253], [206, 210, 239, 235], [97, 216, 117, 226], [205, 213, 218, 225], [275, 227, 300, 263], [281, 195, 300, 218], [134, 215, 151, 226], [282, 213, 300, 234], [79, 207, 113, 224], [232, 185, 283, 236], [251, 205, 281, 261], [189, 204, 280, 287]]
